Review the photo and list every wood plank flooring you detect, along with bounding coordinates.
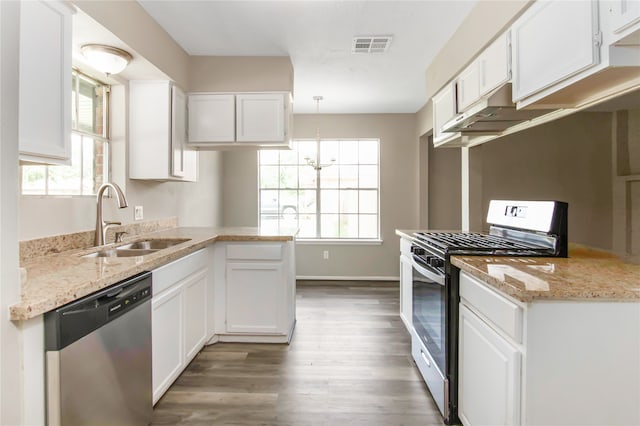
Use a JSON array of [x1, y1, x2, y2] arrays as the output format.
[[151, 281, 444, 425]]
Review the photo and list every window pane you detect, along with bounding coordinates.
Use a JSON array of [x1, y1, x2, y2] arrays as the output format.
[[340, 214, 358, 238], [260, 150, 279, 165], [297, 141, 317, 165], [359, 190, 378, 214], [299, 190, 316, 214], [320, 165, 339, 188], [340, 190, 358, 213], [22, 166, 46, 195], [299, 166, 317, 188], [339, 140, 358, 164], [280, 190, 298, 216], [299, 214, 316, 238], [339, 165, 358, 188], [280, 148, 297, 165], [260, 166, 279, 189], [82, 136, 95, 195], [260, 215, 279, 234], [321, 190, 339, 213], [320, 214, 339, 238], [280, 166, 298, 188], [359, 140, 378, 164], [359, 165, 378, 188], [320, 140, 339, 165], [261, 190, 279, 217], [359, 215, 378, 238]]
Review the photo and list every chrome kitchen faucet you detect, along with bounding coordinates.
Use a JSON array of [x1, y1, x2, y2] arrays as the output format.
[[95, 182, 128, 246]]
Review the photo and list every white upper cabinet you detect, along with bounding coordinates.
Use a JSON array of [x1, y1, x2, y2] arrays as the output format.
[[511, 1, 600, 103], [129, 80, 197, 182], [188, 94, 235, 143], [19, 0, 72, 164], [236, 93, 286, 143], [478, 32, 511, 96], [608, 0, 640, 42], [432, 83, 460, 147], [456, 32, 511, 112], [188, 92, 292, 148]]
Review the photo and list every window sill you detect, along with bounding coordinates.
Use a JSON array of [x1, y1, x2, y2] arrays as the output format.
[[296, 239, 383, 245]]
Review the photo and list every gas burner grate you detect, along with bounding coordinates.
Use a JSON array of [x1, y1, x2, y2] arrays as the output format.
[[413, 231, 550, 255]]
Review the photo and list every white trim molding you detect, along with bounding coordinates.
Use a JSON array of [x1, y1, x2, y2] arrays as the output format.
[[297, 275, 400, 281]]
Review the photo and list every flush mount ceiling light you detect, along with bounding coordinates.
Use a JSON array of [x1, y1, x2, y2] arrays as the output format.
[[81, 44, 133, 76]]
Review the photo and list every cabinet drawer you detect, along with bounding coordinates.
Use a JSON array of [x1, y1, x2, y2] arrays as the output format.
[[153, 249, 208, 296], [226, 244, 282, 261], [460, 271, 523, 343]]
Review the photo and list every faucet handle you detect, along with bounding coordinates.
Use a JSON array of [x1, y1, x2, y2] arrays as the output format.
[[103, 220, 122, 226]]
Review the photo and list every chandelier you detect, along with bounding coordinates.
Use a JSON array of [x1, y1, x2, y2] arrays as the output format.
[[304, 96, 336, 171]]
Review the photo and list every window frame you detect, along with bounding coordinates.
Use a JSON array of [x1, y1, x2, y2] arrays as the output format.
[[20, 69, 111, 197], [258, 138, 382, 242]]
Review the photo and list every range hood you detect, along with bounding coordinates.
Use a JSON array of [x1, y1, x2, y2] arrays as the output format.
[[442, 84, 552, 134]]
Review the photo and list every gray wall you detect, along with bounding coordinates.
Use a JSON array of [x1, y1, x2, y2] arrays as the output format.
[[428, 138, 462, 230], [473, 111, 613, 249], [222, 113, 419, 279]]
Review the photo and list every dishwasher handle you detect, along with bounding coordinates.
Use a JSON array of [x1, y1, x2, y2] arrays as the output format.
[[44, 271, 152, 351]]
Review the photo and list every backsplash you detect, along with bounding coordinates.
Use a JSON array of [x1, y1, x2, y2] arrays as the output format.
[[19, 217, 178, 263]]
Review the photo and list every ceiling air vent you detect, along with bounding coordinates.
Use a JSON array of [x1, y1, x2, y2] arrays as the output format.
[[351, 36, 393, 54]]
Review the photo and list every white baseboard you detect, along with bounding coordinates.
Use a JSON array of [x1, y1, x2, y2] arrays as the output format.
[[296, 275, 400, 281]]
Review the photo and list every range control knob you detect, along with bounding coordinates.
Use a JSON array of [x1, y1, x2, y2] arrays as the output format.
[[411, 246, 425, 256], [427, 257, 444, 269]]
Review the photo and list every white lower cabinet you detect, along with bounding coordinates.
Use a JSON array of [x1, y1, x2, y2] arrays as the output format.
[[151, 284, 184, 405], [459, 304, 521, 426], [226, 262, 285, 334], [151, 249, 209, 404], [214, 241, 296, 343], [399, 255, 412, 330], [458, 270, 640, 426]]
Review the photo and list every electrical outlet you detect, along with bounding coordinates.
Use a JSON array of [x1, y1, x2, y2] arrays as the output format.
[[134, 205, 144, 221], [323, 250, 329, 260]]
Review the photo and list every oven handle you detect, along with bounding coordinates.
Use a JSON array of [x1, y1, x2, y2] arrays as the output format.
[[411, 258, 446, 286]]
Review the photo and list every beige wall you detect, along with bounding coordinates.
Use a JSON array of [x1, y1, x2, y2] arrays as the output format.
[[428, 142, 462, 230], [189, 56, 293, 93], [425, 0, 532, 100], [473, 112, 613, 250], [73, 0, 190, 88], [222, 114, 420, 278]]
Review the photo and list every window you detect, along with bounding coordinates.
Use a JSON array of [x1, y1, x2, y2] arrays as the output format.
[[21, 70, 109, 195], [259, 139, 380, 240]]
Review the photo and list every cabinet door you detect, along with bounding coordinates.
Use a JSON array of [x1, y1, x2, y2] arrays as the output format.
[[479, 32, 510, 96], [19, 0, 71, 164], [432, 83, 459, 145], [152, 284, 184, 405], [610, 0, 640, 34], [171, 85, 186, 178], [399, 255, 413, 331], [458, 304, 521, 426], [457, 62, 481, 111], [512, 0, 599, 102], [183, 269, 208, 363], [226, 262, 285, 334], [236, 94, 285, 143], [188, 94, 235, 142]]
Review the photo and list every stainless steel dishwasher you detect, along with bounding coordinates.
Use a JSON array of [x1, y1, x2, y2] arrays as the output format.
[[44, 272, 153, 426]]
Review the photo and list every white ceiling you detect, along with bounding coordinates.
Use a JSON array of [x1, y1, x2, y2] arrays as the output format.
[[137, 0, 477, 114]]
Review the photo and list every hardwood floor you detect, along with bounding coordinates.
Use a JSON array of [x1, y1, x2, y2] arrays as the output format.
[[151, 281, 444, 425]]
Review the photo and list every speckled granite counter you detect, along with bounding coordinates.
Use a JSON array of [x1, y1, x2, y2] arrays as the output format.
[[12, 227, 296, 321], [396, 229, 640, 303]]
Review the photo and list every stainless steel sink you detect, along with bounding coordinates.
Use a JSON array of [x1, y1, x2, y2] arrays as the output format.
[[82, 248, 160, 258], [81, 238, 191, 258], [118, 238, 191, 250]]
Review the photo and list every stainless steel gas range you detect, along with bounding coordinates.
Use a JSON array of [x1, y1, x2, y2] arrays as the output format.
[[409, 200, 568, 424]]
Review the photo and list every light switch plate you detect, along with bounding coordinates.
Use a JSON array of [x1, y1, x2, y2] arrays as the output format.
[[134, 206, 144, 221]]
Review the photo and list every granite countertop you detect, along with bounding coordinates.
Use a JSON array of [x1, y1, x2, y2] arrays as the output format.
[[396, 229, 640, 303], [12, 227, 296, 321]]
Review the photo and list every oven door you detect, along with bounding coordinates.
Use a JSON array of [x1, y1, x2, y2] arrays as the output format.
[[412, 258, 446, 373]]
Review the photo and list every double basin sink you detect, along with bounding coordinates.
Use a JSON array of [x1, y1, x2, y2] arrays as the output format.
[[82, 238, 191, 258]]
